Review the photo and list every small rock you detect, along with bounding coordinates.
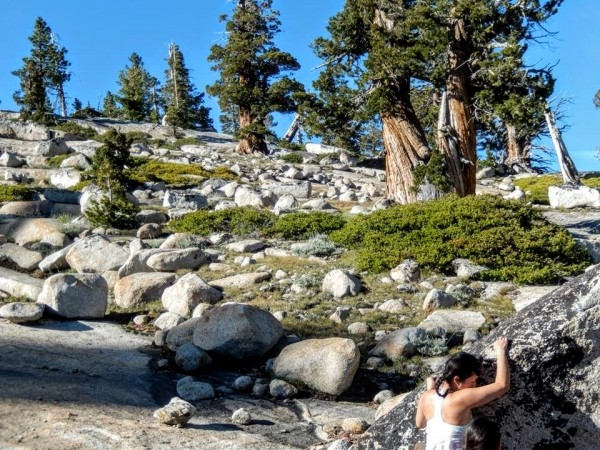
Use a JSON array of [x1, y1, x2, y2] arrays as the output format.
[[373, 390, 395, 404], [175, 343, 212, 372], [231, 408, 252, 425], [347, 322, 371, 335], [153, 397, 196, 426], [233, 376, 254, 392], [269, 379, 298, 399], [0, 302, 44, 323], [176, 380, 215, 401], [341, 418, 369, 434]]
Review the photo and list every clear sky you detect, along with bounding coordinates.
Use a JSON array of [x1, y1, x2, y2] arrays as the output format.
[[0, 0, 598, 171]]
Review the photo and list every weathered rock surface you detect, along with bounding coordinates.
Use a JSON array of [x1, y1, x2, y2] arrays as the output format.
[[0, 267, 44, 300], [37, 273, 108, 319], [417, 310, 486, 335], [322, 269, 361, 299], [162, 273, 223, 317], [66, 235, 129, 273], [146, 248, 206, 272], [153, 397, 196, 426], [193, 303, 283, 360], [352, 264, 600, 450], [113, 272, 176, 308], [548, 184, 600, 209], [0, 302, 44, 323], [0, 218, 66, 247], [0, 243, 43, 270], [209, 272, 271, 289], [273, 338, 360, 396], [368, 327, 426, 359]]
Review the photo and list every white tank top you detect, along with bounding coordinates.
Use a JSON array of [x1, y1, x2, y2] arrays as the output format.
[[425, 393, 469, 450]]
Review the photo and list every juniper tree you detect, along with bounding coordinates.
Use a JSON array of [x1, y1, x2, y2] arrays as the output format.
[[162, 43, 212, 130], [116, 53, 157, 121], [313, 0, 563, 203], [207, 0, 304, 154], [12, 17, 71, 122]]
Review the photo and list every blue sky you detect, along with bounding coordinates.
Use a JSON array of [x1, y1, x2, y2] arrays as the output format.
[[0, 0, 598, 171]]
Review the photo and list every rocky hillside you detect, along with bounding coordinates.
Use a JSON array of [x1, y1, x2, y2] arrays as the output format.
[[0, 113, 597, 449]]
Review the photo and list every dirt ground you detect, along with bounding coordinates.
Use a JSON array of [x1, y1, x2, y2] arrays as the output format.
[[0, 318, 374, 450]]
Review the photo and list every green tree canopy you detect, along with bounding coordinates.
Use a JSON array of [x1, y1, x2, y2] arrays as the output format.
[[207, 0, 304, 154], [116, 53, 158, 121], [162, 43, 212, 130], [12, 17, 71, 123]]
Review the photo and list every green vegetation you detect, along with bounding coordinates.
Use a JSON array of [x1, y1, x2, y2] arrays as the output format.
[[330, 195, 591, 284], [267, 211, 346, 239], [279, 152, 303, 164], [169, 207, 276, 236], [46, 153, 70, 168], [291, 236, 339, 257], [127, 158, 236, 187], [514, 175, 600, 204], [0, 185, 35, 203], [116, 52, 159, 122], [85, 195, 139, 229], [52, 121, 98, 140]]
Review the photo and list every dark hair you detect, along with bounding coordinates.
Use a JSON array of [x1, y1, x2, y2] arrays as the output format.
[[434, 352, 482, 397], [466, 417, 501, 450]]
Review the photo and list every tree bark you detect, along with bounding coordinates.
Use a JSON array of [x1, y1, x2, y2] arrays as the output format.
[[57, 83, 67, 118], [237, 108, 268, 155], [503, 123, 534, 173], [544, 108, 580, 185], [283, 113, 301, 142], [440, 17, 476, 196], [384, 89, 432, 204]]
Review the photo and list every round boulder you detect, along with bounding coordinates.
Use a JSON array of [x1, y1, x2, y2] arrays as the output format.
[[193, 303, 283, 360], [273, 337, 360, 396], [37, 273, 108, 319]]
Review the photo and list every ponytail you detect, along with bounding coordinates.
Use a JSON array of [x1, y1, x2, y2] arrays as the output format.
[[434, 352, 482, 397]]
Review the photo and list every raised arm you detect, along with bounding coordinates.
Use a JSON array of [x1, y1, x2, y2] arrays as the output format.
[[454, 338, 510, 409]]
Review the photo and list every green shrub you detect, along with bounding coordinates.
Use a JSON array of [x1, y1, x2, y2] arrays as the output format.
[[169, 207, 276, 236], [47, 154, 70, 168], [84, 195, 140, 229], [124, 131, 151, 144], [68, 180, 92, 192], [268, 211, 347, 239], [330, 195, 591, 284], [0, 185, 35, 203], [514, 174, 600, 205], [279, 152, 303, 164], [173, 137, 205, 149], [292, 235, 339, 257], [52, 121, 98, 140]]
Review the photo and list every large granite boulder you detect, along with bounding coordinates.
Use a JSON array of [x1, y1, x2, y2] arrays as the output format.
[[193, 303, 283, 360], [113, 272, 176, 309], [548, 184, 600, 209], [162, 273, 223, 317], [273, 337, 360, 396], [66, 235, 129, 273], [37, 273, 108, 319], [351, 264, 600, 450]]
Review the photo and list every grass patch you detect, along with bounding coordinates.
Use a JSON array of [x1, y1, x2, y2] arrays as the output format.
[[514, 174, 600, 204], [0, 185, 35, 203], [47, 154, 70, 168], [330, 195, 592, 285], [279, 152, 303, 164], [127, 158, 236, 187]]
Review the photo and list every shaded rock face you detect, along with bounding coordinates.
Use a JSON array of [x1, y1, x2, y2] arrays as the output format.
[[193, 303, 283, 360], [352, 265, 600, 450]]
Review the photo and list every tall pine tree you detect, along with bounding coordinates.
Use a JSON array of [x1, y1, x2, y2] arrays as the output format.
[[12, 17, 71, 123], [116, 53, 157, 121], [162, 43, 212, 130], [102, 91, 121, 118], [207, 0, 304, 154]]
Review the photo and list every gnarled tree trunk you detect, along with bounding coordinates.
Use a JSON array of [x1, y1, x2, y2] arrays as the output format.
[[439, 17, 476, 197], [237, 108, 268, 155], [384, 85, 432, 204], [504, 123, 534, 173]]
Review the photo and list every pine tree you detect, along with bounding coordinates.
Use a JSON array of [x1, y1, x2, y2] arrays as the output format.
[[72, 98, 83, 115], [207, 0, 304, 154], [116, 53, 157, 121], [162, 43, 212, 130], [102, 91, 121, 118], [12, 17, 70, 123], [86, 129, 139, 229]]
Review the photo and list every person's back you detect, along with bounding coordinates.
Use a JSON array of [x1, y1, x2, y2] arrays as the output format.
[[416, 338, 509, 450]]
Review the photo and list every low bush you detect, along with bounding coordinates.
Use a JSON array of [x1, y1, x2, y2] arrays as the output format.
[[52, 121, 98, 140], [330, 195, 591, 284], [279, 152, 304, 164], [124, 131, 151, 144], [514, 174, 600, 204], [267, 211, 347, 239], [172, 137, 205, 149], [292, 236, 339, 257], [46, 154, 71, 168], [84, 195, 140, 229], [169, 207, 276, 236], [0, 185, 35, 203]]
